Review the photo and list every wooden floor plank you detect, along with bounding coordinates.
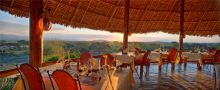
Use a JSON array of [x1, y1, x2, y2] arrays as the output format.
[[134, 63, 215, 90]]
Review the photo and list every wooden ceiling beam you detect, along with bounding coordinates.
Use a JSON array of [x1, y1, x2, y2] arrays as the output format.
[[146, 1, 161, 31], [193, 2, 211, 34], [154, 0, 174, 31], [164, 0, 180, 31], [99, 0, 220, 12], [163, 0, 177, 29], [43, 0, 220, 23], [43, 0, 48, 10], [211, 2, 220, 35], [105, 0, 122, 28], [139, 0, 153, 32], [93, 0, 101, 27], [211, 20, 220, 34], [61, 0, 72, 19], [70, 1, 82, 23], [79, 0, 93, 24], [10, 0, 15, 7], [185, 12, 192, 32], [52, 0, 63, 17]]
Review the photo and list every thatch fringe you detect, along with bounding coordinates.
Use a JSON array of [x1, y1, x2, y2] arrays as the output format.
[[0, 0, 219, 36]]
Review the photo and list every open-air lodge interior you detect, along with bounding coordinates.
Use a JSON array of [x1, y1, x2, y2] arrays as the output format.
[[0, 0, 220, 90]]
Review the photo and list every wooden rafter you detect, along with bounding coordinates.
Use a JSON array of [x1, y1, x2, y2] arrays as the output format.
[[184, 12, 192, 32], [159, 0, 176, 30], [211, 18, 220, 34], [43, 0, 48, 10], [208, 1, 220, 35], [193, 2, 211, 34], [61, 0, 72, 19], [154, 0, 174, 30], [1, 0, 219, 36], [146, 1, 160, 31], [105, 0, 122, 28], [164, 0, 180, 31], [52, 0, 63, 17], [79, 0, 93, 23], [10, 0, 15, 7], [70, 1, 82, 23], [93, 0, 101, 27], [134, 0, 152, 32], [139, 0, 153, 32]]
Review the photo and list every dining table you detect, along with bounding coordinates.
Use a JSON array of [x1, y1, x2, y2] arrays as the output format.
[[13, 55, 135, 90]]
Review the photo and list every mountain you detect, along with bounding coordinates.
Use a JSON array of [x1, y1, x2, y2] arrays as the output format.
[[0, 34, 28, 40]]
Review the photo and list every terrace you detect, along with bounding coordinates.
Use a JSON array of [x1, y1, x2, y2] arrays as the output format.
[[0, 0, 220, 90]]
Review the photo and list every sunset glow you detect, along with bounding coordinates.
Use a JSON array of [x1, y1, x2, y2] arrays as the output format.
[[0, 11, 219, 43]]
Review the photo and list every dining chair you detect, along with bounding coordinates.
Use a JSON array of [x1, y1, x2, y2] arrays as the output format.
[[159, 48, 177, 71], [77, 52, 92, 71], [51, 70, 81, 90], [134, 50, 151, 79], [16, 63, 45, 90], [80, 52, 92, 64], [213, 50, 220, 89], [198, 48, 217, 71], [201, 48, 216, 64], [134, 47, 141, 55], [100, 54, 116, 67]]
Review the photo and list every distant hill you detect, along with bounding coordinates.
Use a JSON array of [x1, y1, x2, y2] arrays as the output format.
[[0, 34, 28, 40]]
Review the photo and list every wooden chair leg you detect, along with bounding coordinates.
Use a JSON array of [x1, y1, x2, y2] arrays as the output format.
[[159, 61, 162, 71], [197, 61, 202, 70], [171, 62, 175, 72]]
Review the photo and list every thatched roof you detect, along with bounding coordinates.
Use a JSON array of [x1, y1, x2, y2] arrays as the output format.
[[0, 0, 220, 36]]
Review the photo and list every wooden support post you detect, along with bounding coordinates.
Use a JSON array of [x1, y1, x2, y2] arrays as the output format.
[[30, 0, 44, 67], [123, 0, 129, 52], [179, 0, 184, 61]]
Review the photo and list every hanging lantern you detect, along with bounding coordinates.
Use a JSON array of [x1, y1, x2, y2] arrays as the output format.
[[39, 17, 52, 31]]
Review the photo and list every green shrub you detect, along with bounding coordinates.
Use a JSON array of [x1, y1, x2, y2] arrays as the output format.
[[0, 76, 18, 90], [47, 56, 60, 62]]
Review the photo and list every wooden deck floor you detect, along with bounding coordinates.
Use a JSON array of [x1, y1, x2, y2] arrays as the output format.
[[134, 63, 216, 90]]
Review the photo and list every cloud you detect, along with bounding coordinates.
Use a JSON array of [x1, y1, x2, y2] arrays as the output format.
[[0, 21, 29, 36]]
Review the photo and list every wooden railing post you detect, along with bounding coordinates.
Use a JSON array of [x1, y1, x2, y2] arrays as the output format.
[[29, 0, 44, 67]]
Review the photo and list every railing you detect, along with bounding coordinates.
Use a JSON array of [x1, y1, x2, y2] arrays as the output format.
[[0, 55, 103, 78], [0, 61, 57, 78]]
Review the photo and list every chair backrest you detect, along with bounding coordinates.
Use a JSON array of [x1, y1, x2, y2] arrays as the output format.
[[134, 48, 141, 55], [52, 70, 78, 90], [142, 50, 151, 63], [80, 52, 92, 64], [209, 48, 217, 55], [214, 50, 220, 63], [169, 48, 177, 62], [100, 54, 115, 66], [19, 63, 45, 90]]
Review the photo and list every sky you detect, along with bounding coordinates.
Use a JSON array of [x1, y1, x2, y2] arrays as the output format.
[[0, 11, 220, 43]]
